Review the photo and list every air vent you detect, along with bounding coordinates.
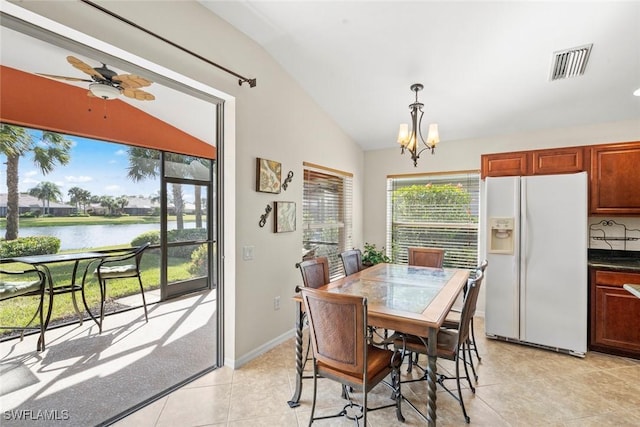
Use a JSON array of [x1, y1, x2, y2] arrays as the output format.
[[549, 44, 593, 81]]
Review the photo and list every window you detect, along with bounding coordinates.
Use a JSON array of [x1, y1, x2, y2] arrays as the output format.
[[302, 162, 353, 279], [387, 171, 480, 269]]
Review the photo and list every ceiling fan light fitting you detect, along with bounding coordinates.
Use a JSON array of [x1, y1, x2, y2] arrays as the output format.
[[89, 83, 121, 100]]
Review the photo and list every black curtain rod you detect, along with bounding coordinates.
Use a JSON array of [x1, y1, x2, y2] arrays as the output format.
[[80, 0, 256, 87]]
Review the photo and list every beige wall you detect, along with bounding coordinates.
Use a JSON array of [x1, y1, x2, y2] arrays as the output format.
[[7, 1, 364, 366]]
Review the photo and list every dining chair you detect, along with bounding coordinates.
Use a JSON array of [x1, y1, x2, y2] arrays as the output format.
[[91, 242, 150, 333], [300, 286, 404, 426], [0, 268, 50, 351], [294, 256, 331, 376], [405, 246, 446, 372], [407, 247, 445, 268], [339, 249, 363, 276], [296, 256, 330, 289], [443, 259, 488, 380], [394, 269, 484, 424]]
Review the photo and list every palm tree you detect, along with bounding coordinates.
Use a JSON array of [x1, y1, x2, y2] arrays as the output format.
[[116, 195, 129, 214], [68, 187, 92, 215], [0, 124, 72, 239], [99, 195, 116, 215], [28, 181, 63, 215], [127, 147, 187, 230]]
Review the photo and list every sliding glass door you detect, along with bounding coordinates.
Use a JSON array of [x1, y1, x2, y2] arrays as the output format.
[[161, 153, 215, 299]]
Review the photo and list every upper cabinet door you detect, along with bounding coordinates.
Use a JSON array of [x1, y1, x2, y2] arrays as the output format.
[[481, 152, 529, 179], [531, 147, 585, 175], [590, 141, 640, 215]]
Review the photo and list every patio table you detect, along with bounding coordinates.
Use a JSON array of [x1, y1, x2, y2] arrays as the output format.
[[10, 252, 106, 350]]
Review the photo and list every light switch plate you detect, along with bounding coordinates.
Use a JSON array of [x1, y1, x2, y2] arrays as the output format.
[[242, 245, 255, 261]]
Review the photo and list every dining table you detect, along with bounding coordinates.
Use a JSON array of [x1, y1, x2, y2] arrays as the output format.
[[287, 262, 470, 426], [9, 251, 106, 349]]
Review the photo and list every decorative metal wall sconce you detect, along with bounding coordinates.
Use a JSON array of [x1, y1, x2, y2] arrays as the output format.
[[282, 171, 294, 191], [259, 204, 272, 228]]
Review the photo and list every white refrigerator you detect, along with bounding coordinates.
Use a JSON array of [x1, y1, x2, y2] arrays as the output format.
[[482, 172, 588, 356]]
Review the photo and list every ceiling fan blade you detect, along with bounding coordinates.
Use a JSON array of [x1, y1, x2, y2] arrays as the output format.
[[122, 88, 155, 101], [36, 73, 93, 83], [67, 55, 103, 79], [114, 74, 153, 89]]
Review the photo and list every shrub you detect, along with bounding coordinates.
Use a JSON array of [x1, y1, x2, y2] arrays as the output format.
[[188, 244, 208, 276], [131, 228, 208, 258], [167, 228, 208, 258], [0, 236, 61, 258], [131, 231, 161, 247]]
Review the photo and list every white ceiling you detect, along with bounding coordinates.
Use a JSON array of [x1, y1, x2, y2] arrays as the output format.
[[201, 1, 640, 151]]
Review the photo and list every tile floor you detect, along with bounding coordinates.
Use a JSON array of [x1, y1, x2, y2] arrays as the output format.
[[114, 318, 640, 427]]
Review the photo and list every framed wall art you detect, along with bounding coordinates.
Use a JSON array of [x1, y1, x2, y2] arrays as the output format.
[[256, 158, 282, 194], [274, 201, 296, 233]]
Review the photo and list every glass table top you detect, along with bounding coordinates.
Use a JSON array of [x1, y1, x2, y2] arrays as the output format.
[[328, 264, 457, 314]]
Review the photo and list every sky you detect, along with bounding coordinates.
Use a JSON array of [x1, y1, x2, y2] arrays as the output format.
[[0, 129, 161, 203]]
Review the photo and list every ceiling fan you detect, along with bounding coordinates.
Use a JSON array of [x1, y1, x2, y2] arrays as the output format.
[[37, 56, 155, 101]]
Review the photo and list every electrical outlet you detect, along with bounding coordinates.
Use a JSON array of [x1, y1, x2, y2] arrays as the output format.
[[274, 296, 280, 311]]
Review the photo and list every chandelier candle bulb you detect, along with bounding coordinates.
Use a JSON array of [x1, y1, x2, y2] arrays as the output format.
[[397, 123, 409, 145], [426, 123, 439, 148]]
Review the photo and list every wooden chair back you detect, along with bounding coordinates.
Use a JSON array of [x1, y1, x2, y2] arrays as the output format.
[[296, 256, 330, 289], [458, 270, 483, 343], [300, 287, 367, 376], [339, 249, 363, 276], [408, 247, 444, 268]]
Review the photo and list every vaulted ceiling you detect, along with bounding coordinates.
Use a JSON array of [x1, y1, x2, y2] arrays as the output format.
[[202, 1, 640, 151]]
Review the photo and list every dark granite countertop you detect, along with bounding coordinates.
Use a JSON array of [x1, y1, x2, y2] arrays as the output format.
[[588, 249, 640, 272]]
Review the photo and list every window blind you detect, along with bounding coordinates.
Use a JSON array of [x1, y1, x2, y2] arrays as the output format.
[[386, 171, 480, 270], [303, 163, 353, 279]]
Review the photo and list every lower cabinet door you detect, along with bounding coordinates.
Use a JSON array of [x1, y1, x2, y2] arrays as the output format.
[[592, 284, 640, 354]]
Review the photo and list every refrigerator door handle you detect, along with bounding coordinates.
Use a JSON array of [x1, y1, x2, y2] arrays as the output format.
[[519, 177, 527, 340]]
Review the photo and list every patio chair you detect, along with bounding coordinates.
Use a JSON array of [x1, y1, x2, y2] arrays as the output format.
[[300, 287, 404, 425], [0, 268, 50, 351], [92, 243, 150, 333]]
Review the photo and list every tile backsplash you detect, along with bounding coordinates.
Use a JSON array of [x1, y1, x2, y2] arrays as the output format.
[[588, 217, 640, 251]]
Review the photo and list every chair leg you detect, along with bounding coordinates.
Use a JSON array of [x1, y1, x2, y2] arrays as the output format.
[[470, 318, 481, 362], [461, 343, 475, 393], [455, 354, 471, 423], [99, 279, 106, 333], [309, 362, 318, 426], [466, 338, 478, 382], [137, 275, 148, 322], [393, 365, 405, 422]]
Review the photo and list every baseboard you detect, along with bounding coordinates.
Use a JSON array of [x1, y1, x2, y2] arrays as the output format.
[[225, 328, 295, 369]]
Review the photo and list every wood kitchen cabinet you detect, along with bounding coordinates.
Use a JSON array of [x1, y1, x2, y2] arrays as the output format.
[[481, 151, 529, 179], [531, 147, 585, 175], [481, 146, 586, 179], [590, 268, 640, 358], [589, 141, 640, 215]]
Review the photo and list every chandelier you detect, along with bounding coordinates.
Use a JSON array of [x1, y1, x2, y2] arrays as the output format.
[[397, 83, 440, 167]]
